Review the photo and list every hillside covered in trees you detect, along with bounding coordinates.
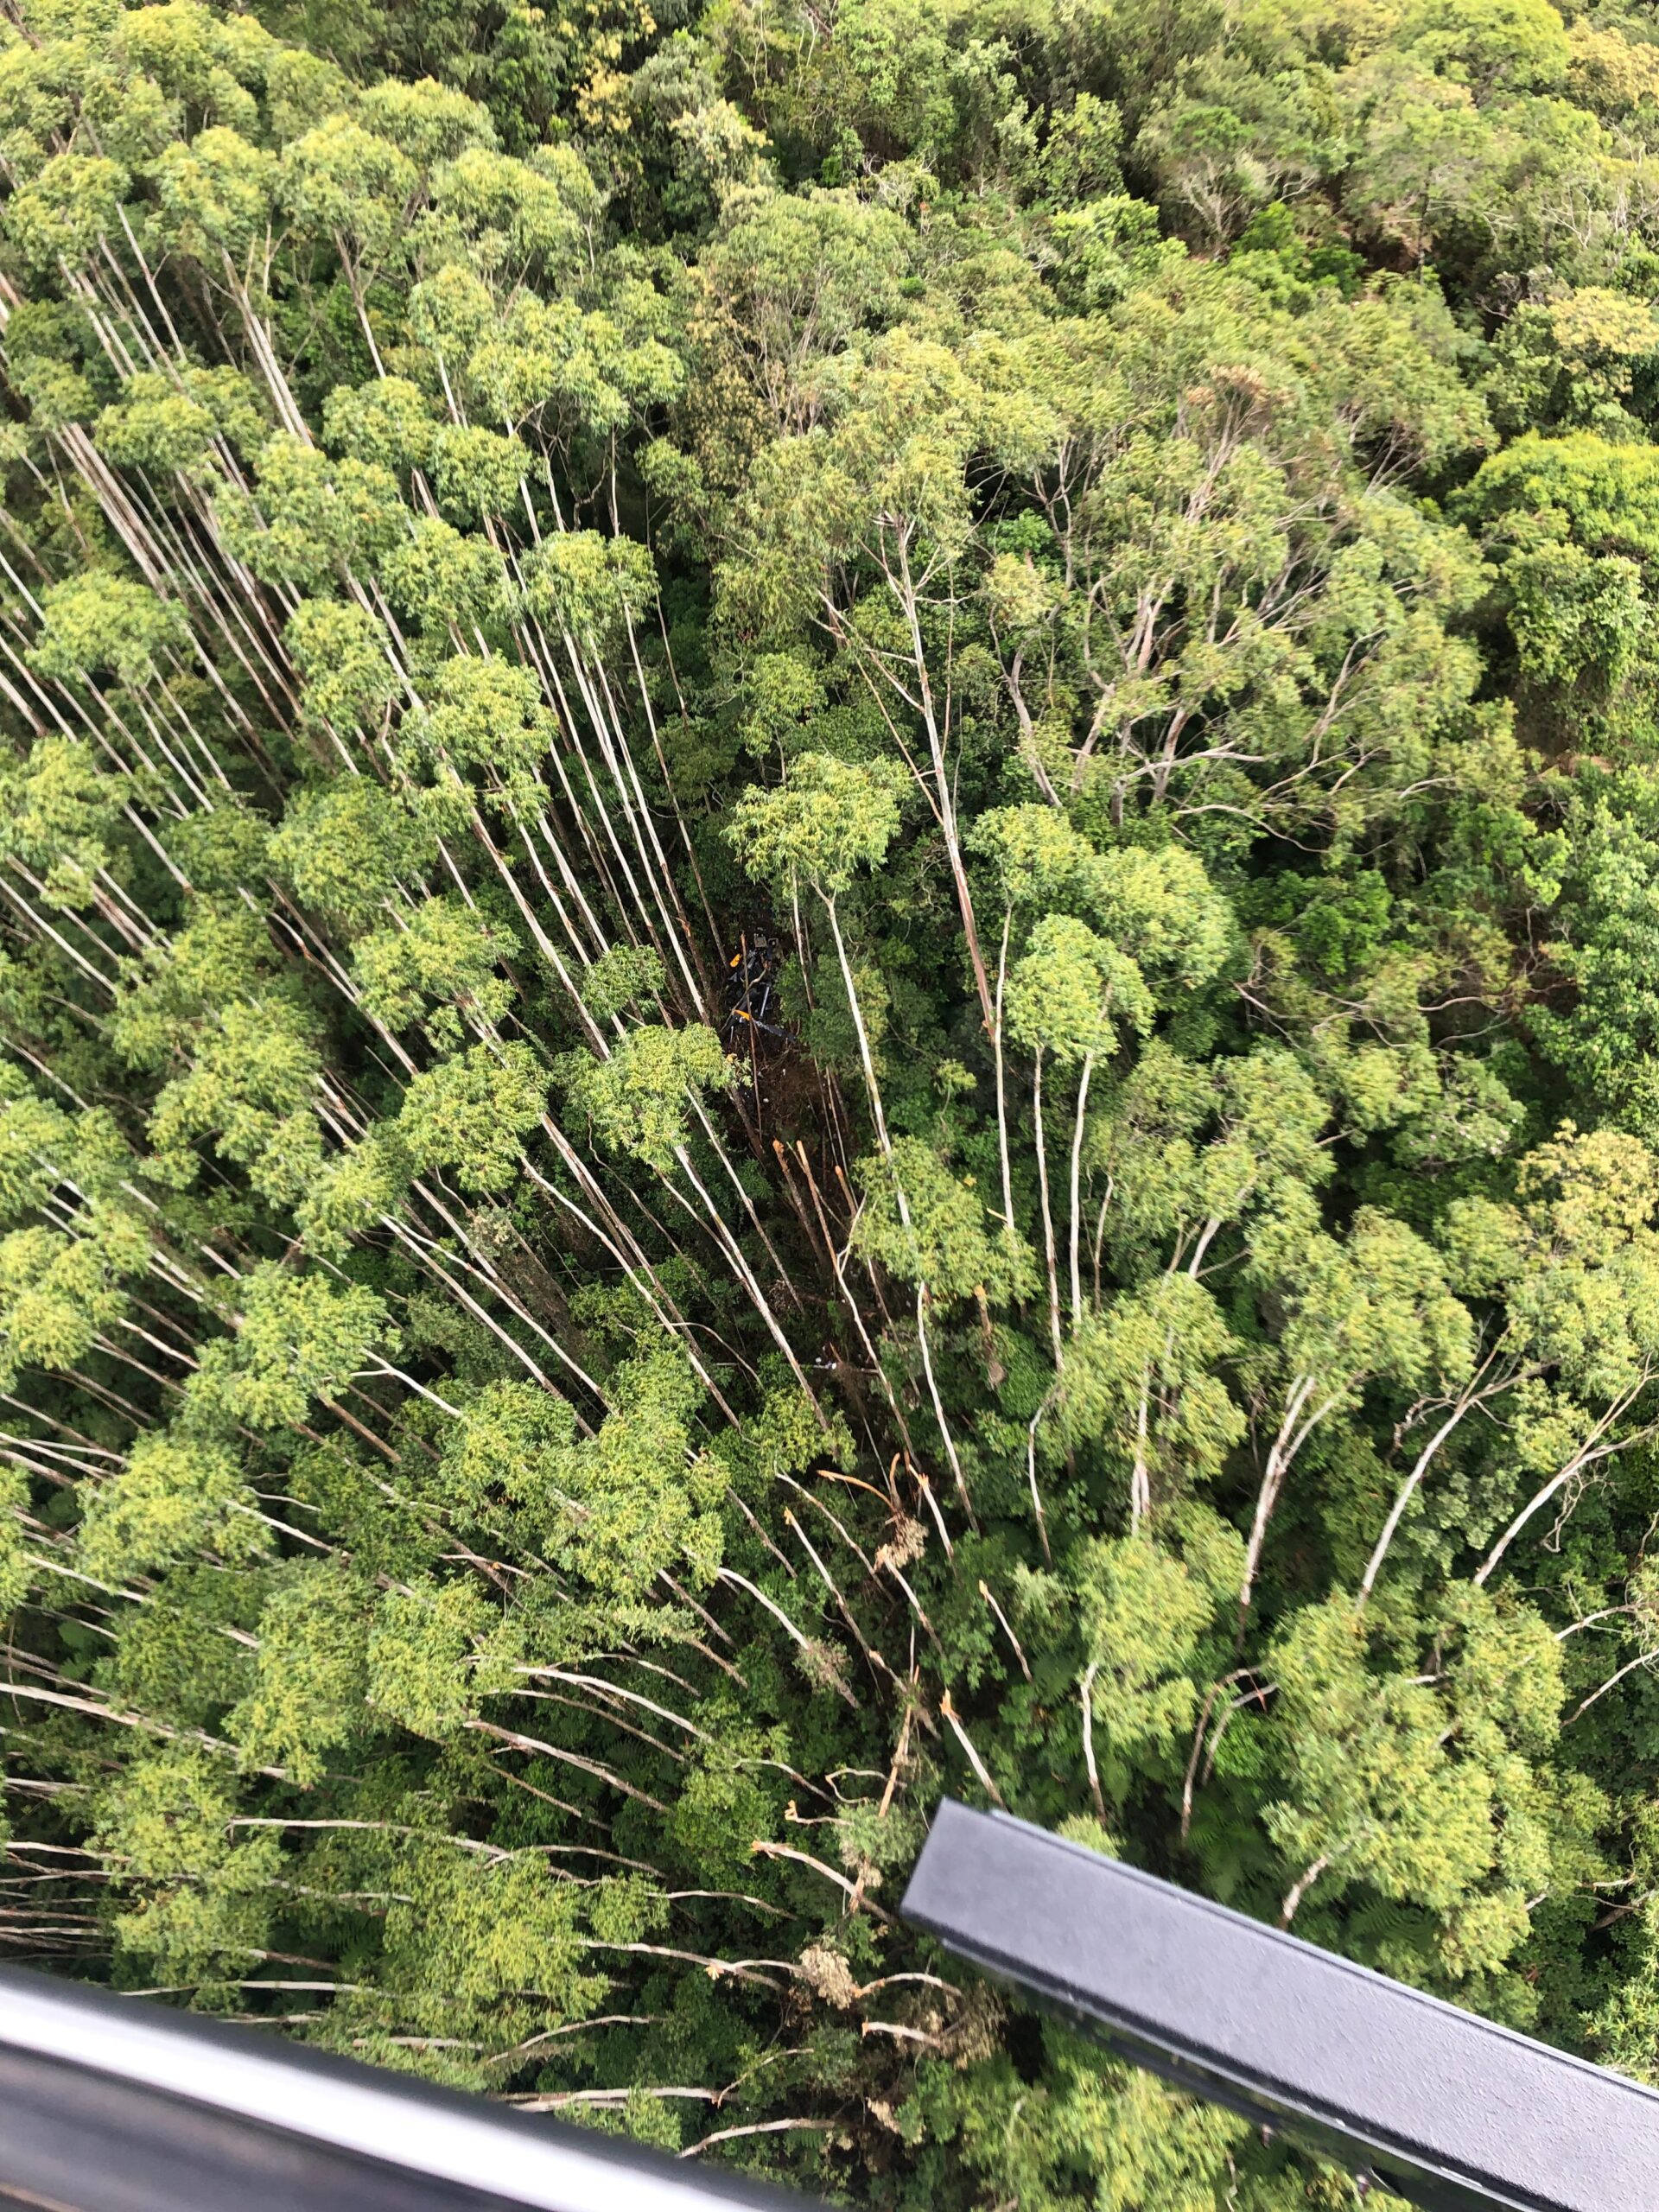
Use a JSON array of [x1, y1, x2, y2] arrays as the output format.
[[9, 0, 1659, 2198]]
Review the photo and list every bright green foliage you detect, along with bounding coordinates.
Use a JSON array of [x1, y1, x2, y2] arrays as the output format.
[[98, 365, 265, 474], [296, 1131, 409, 1258], [353, 899, 518, 1043], [549, 1347, 722, 1596], [79, 1433, 263, 1582], [1269, 1600, 1502, 1919], [0, 739, 128, 911], [284, 601, 400, 733], [579, 944, 666, 1020], [187, 1265, 391, 1432], [1525, 775, 1659, 1136], [384, 518, 507, 638], [324, 376, 438, 474], [728, 753, 906, 894], [272, 779, 435, 930], [557, 1023, 730, 1168], [375, 1847, 609, 2042], [1077, 1532, 1226, 1793], [0, 1204, 151, 1389], [145, 994, 325, 1201], [230, 1564, 372, 1782], [525, 532, 659, 639], [404, 658, 551, 791], [365, 1579, 493, 1738], [222, 435, 406, 588], [30, 574, 190, 685], [1263, 1591, 1596, 1989], [3, 0, 1659, 2202], [397, 1042, 546, 1193], [1258, 1206, 1474, 1415], [92, 1745, 284, 1976], [854, 1136, 1032, 1306], [1058, 1279, 1244, 1500], [1006, 915, 1153, 1063]]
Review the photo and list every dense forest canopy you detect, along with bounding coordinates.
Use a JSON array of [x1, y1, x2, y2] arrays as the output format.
[[6, 0, 1659, 2198]]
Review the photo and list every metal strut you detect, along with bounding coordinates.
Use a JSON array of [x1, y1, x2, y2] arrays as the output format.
[[901, 1800, 1659, 2212], [0, 1964, 806, 2212]]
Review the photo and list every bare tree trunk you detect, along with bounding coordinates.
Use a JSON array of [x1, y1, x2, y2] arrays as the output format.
[[1068, 1052, 1094, 1330], [1238, 1375, 1322, 1630], [1033, 1048, 1064, 1369]]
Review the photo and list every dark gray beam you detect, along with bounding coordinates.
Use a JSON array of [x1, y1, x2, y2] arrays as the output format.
[[899, 1800, 1659, 2212]]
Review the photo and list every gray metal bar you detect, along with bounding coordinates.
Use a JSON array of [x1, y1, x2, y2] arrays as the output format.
[[0, 1964, 803, 2212], [899, 1800, 1659, 2212]]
